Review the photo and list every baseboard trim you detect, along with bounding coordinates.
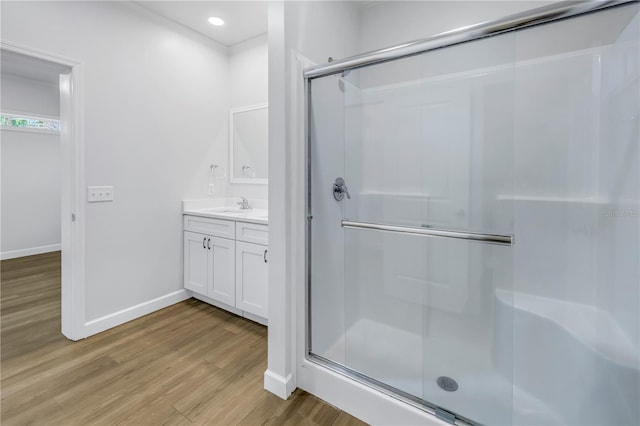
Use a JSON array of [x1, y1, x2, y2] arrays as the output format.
[[264, 369, 295, 399], [191, 293, 268, 326], [83, 289, 190, 337], [192, 293, 243, 317], [1, 243, 61, 260], [243, 311, 268, 327]]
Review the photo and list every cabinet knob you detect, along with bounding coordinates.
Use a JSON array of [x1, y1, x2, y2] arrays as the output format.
[[264, 249, 268, 263]]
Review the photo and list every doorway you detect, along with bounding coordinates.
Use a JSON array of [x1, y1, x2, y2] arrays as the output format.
[[1, 50, 69, 355], [1, 44, 84, 341]]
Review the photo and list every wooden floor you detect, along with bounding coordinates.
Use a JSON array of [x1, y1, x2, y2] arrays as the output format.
[[1, 252, 366, 426]]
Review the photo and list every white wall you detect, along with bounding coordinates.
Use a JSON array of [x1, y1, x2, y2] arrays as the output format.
[[1, 73, 61, 258], [357, 1, 552, 52], [227, 33, 268, 201], [1, 1, 230, 326], [230, 34, 268, 108], [265, 0, 362, 403], [1, 73, 60, 115]]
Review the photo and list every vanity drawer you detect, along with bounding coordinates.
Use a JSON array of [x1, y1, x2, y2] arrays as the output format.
[[236, 222, 268, 245], [183, 215, 235, 239]]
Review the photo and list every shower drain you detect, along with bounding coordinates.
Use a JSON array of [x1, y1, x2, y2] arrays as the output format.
[[437, 376, 459, 392]]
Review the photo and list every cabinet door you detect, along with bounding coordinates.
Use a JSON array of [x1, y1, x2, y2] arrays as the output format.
[[210, 237, 235, 306], [184, 231, 208, 295], [235, 241, 268, 319]]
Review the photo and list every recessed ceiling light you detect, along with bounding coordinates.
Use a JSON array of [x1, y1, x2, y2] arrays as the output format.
[[208, 16, 224, 26]]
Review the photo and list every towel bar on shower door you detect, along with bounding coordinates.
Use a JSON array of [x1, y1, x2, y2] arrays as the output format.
[[341, 220, 513, 246]]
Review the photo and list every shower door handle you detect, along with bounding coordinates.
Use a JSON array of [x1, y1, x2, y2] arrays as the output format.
[[333, 177, 351, 201]]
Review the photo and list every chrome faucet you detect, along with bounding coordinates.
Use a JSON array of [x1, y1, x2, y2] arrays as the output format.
[[237, 197, 251, 210]]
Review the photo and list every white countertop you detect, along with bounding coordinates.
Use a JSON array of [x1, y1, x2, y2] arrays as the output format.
[[183, 206, 268, 225]]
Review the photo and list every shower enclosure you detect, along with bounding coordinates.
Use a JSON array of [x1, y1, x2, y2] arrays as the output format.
[[305, 2, 639, 425]]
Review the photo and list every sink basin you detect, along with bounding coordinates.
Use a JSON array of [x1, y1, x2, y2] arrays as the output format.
[[198, 208, 246, 215], [185, 206, 268, 223]]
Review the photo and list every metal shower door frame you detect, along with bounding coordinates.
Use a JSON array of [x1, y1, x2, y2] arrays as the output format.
[[303, 1, 638, 424]]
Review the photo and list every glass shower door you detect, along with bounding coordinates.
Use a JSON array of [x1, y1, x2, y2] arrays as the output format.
[[308, 4, 639, 425], [309, 31, 517, 425]]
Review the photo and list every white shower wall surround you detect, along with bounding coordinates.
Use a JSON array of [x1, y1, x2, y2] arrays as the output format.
[[306, 3, 639, 425]]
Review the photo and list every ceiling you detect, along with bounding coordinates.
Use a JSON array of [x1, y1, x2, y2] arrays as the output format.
[[1, 51, 70, 84], [137, 1, 268, 47]]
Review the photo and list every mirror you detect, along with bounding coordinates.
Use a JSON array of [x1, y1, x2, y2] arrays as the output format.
[[230, 104, 268, 184]]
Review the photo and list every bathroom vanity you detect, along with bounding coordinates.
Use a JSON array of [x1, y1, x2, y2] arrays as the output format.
[[183, 204, 268, 325]]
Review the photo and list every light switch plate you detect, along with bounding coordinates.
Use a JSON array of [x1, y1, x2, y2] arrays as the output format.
[[88, 186, 114, 202]]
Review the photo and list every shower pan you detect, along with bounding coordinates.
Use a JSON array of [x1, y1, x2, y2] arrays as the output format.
[[304, 2, 639, 425]]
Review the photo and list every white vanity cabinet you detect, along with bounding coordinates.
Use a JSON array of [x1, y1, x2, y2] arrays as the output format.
[[183, 214, 268, 325], [184, 232, 235, 306], [183, 231, 210, 295], [235, 221, 269, 318]]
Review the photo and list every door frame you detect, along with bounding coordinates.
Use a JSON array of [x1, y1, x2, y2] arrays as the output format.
[[1, 40, 86, 341]]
